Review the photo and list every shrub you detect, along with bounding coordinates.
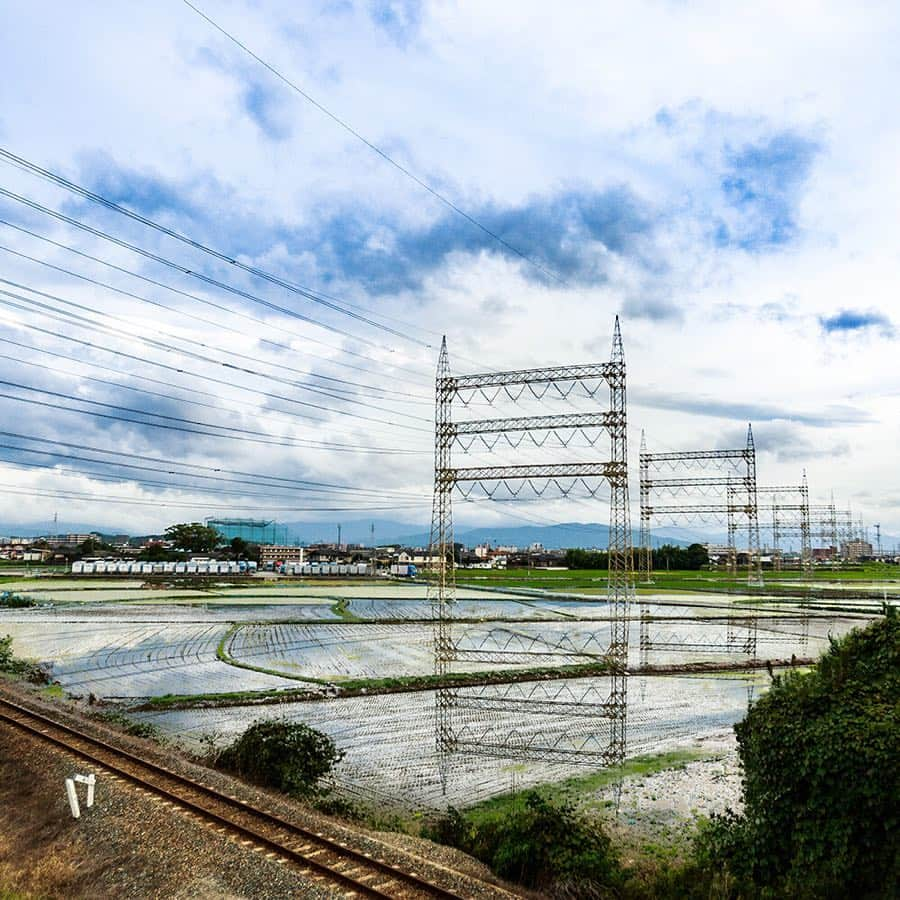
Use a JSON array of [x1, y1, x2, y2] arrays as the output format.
[[0, 634, 44, 681], [427, 792, 621, 895], [95, 709, 162, 740], [216, 719, 343, 797], [700, 612, 900, 898], [0, 592, 36, 609]]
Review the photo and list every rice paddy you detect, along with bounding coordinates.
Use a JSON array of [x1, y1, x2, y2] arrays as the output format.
[[0, 571, 881, 808]]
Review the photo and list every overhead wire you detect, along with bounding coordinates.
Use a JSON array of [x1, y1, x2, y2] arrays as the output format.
[[0, 428, 429, 498], [0, 451, 428, 504], [0, 185, 416, 356], [0, 482, 429, 513], [0, 217, 433, 385], [0, 274, 435, 411], [0, 332, 413, 443], [177, 1, 565, 287], [0, 288, 433, 433], [0, 379, 428, 453], [0, 148, 433, 346], [0, 344, 435, 448], [0, 235, 433, 397]]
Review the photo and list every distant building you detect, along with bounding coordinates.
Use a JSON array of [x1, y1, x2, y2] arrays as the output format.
[[259, 545, 305, 567], [50, 533, 100, 547], [841, 540, 873, 561], [207, 518, 289, 545]]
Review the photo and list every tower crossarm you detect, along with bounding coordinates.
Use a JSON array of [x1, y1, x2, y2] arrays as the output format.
[[641, 449, 750, 463], [447, 362, 617, 391], [444, 461, 623, 482], [451, 412, 620, 435], [645, 503, 756, 515], [643, 476, 747, 489]]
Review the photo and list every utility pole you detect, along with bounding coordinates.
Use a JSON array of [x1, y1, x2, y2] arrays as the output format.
[[875, 523, 882, 559]]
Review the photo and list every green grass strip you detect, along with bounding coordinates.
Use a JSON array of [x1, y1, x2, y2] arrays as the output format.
[[463, 748, 712, 821]]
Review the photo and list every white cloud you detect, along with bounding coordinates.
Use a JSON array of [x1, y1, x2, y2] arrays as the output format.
[[0, 0, 897, 533]]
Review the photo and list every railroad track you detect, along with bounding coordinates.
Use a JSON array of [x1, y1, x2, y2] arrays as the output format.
[[0, 696, 483, 899]]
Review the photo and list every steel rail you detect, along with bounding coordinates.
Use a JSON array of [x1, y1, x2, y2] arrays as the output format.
[[0, 696, 470, 900]]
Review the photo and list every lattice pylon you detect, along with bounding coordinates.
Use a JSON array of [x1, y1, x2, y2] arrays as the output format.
[[800, 471, 812, 575], [427, 336, 456, 787], [745, 424, 763, 586], [427, 320, 632, 790], [759, 475, 813, 575], [639, 424, 762, 586], [606, 317, 631, 758], [638, 429, 652, 584]]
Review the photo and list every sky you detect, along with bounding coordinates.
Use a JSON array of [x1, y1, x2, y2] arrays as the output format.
[[0, 0, 898, 541]]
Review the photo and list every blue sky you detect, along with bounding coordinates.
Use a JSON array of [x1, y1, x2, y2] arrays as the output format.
[[0, 0, 898, 535]]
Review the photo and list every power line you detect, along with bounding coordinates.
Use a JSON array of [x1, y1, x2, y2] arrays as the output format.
[[0, 344, 433, 448], [0, 378, 427, 453], [178, 1, 565, 286], [0, 185, 413, 355], [0, 288, 433, 432], [0, 481, 429, 513], [0, 450, 426, 504], [0, 273, 434, 410], [0, 235, 433, 397], [0, 332, 376, 440], [0, 429, 428, 499], [0, 217, 434, 384], [0, 147, 434, 345]]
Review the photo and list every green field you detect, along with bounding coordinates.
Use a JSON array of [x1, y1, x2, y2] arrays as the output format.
[[454, 564, 900, 597]]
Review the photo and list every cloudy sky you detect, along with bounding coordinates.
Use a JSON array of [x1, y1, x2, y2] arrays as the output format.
[[0, 0, 897, 540]]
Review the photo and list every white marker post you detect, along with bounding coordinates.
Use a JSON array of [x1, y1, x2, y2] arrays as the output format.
[[65, 773, 96, 819]]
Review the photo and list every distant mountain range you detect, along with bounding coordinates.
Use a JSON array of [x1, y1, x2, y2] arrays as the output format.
[[386, 523, 695, 550], [4, 516, 889, 551], [2, 516, 697, 549], [283, 520, 699, 550]]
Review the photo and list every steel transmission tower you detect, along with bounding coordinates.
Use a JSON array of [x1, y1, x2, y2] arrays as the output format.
[[809, 501, 854, 565], [758, 473, 812, 574], [427, 319, 633, 786], [639, 426, 763, 586]]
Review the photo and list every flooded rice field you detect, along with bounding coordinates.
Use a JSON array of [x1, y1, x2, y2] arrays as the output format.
[[0, 577, 878, 807], [132, 672, 764, 808]]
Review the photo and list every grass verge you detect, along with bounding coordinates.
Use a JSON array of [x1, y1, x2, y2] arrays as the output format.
[[138, 659, 618, 710]]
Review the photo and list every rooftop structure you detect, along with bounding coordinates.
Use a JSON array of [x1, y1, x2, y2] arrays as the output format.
[[206, 518, 289, 545]]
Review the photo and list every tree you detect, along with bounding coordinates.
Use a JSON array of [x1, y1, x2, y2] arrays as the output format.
[[427, 791, 621, 893], [229, 537, 248, 560], [216, 720, 343, 797], [564, 548, 608, 569], [72, 536, 113, 559], [164, 522, 222, 554], [138, 542, 180, 562], [685, 542, 710, 570], [700, 611, 900, 898]]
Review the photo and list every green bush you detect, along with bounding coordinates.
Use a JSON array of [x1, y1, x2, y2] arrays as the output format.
[[0, 592, 36, 609], [95, 709, 162, 740], [216, 719, 343, 797], [700, 612, 900, 898], [0, 634, 39, 679], [427, 792, 621, 895]]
